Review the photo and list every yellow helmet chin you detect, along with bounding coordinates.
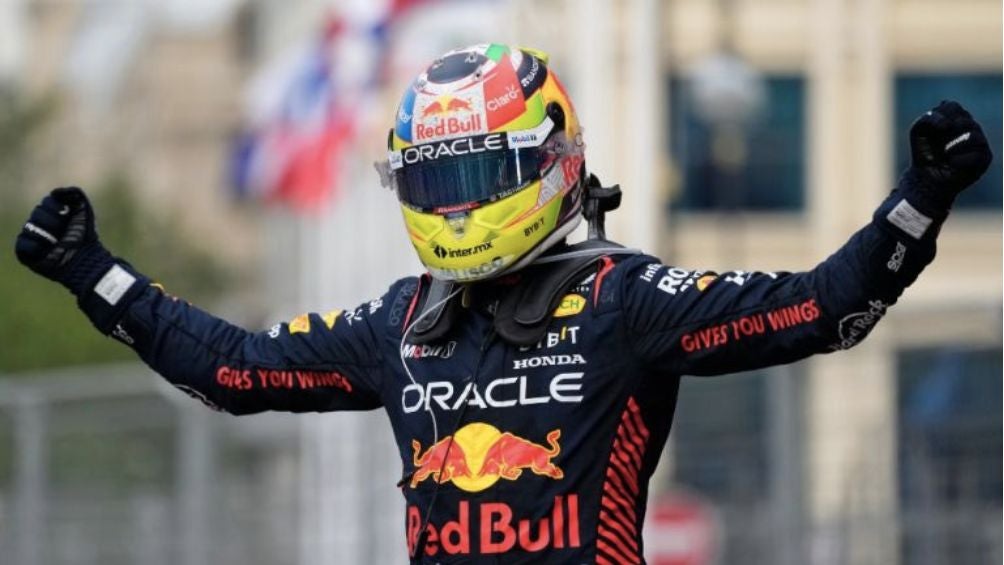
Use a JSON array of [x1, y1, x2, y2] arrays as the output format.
[[402, 174, 583, 282], [385, 43, 585, 282]]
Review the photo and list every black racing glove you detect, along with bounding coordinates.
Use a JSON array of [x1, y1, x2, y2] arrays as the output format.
[[906, 100, 993, 208], [16, 187, 105, 292], [879, 100, 993, 243], [15, 187, 147, 333]]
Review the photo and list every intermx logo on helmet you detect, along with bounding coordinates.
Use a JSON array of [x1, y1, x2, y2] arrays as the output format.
[[433, 241, 493, 259]]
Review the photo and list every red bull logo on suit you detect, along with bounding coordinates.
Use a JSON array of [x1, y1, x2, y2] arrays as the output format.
[[410, 422, 562, 492], [407, 423, 579, 557], [406, 495, 581, 557]]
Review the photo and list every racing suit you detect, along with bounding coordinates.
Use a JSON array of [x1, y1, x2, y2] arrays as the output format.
[[68, 182, 945, 564]]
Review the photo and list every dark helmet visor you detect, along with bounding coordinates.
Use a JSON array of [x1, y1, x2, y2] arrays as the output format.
[[387, 117, 556, 212]]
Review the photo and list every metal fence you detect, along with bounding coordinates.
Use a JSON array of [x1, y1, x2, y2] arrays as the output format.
[[670, 360, 1002, 565], [0, 364, 404, 565]]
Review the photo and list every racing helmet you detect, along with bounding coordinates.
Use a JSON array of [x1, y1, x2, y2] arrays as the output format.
[[383, 43, 586, 282]]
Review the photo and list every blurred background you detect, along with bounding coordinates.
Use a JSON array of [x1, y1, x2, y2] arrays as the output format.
[[0, 0, 999, 564]]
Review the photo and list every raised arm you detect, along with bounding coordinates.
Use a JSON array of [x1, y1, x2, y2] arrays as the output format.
[[623, 101, 992, 376], [15, 187, 388, 414]]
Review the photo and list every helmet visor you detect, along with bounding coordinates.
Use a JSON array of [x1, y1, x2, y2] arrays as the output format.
[[388, 118, 556, 212]]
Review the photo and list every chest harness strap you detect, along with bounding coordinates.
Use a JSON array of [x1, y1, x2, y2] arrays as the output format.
[[409, 241, 640, 347]]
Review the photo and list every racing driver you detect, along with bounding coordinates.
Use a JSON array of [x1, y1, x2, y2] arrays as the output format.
[[15, 44, 992, 564]]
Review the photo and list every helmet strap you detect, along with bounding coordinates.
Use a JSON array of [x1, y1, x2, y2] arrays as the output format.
[[582, 173, 622, 240]]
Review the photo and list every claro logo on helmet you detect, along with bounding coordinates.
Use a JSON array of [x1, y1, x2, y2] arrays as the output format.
[[487, 85, 520, 112], [433, 241, 493, 259], [402, 133, 504, 165]]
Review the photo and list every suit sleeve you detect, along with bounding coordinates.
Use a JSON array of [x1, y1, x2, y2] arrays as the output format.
[[623, 182, 948, 376], [86, 277, 399, 415]]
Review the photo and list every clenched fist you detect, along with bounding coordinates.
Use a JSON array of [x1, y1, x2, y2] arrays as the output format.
[[15, 186, 148, 333], [909, 100, 993, 201], [15, 187, 108, 295]]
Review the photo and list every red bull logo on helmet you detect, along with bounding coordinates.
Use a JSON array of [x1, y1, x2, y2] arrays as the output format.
[[421, 95, 474, 117], [410, 423, 562, 492], [414, 94, 486, 141]]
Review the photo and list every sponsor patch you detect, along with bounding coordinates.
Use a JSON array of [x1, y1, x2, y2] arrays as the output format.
[[111, 323, 135, 345], [432, 257, 506, 280], [656, 267, 697, 295], [519, 325, 580, 351], [396, 133, 504, 167], [413, 93, 487, 142], [944, 131, 971, 151], [887, 242, 906, 272], [553, 294, 586, 318], [94, 264, 137, 306], [215, 366, 352, 393], [388, 281, 418, 327], [395, 84, 417, 142], [570, 273, 596, 295], [409, 423, 563, 492], [886, 199, 932, 240], [402, 341, 458, 359], [289, 313, 310, 334], [696, 274, 718, 291], [23, 221, 57, 244], [537, 164, 564, 205], [321, 309, 342, 330], [831, 300, 890, 351], [406, 495, 580, 558], [512, 353, 586, 370], [680, 299, 821, 354], [402, 372, 583, 414], [506, 116, 553, 149], [483, 54, 526, 129], [638, 263, 661, 283], [433, 241, 493, 259], [517, 52, 546, 97]]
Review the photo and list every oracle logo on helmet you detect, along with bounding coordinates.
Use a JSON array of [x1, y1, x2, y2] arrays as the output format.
[[401, 134, 505, 166]]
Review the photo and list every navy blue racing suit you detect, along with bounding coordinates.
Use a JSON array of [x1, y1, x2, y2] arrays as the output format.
[[79, 184, 945, 564]]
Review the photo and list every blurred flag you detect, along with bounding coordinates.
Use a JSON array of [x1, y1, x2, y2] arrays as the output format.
[[230, 1, 435, 211]]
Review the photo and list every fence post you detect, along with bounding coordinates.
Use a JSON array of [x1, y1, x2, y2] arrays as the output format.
[[13, 393, 47, 565], [768, 365, 806, 565], [176, 403, 213, 565]]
